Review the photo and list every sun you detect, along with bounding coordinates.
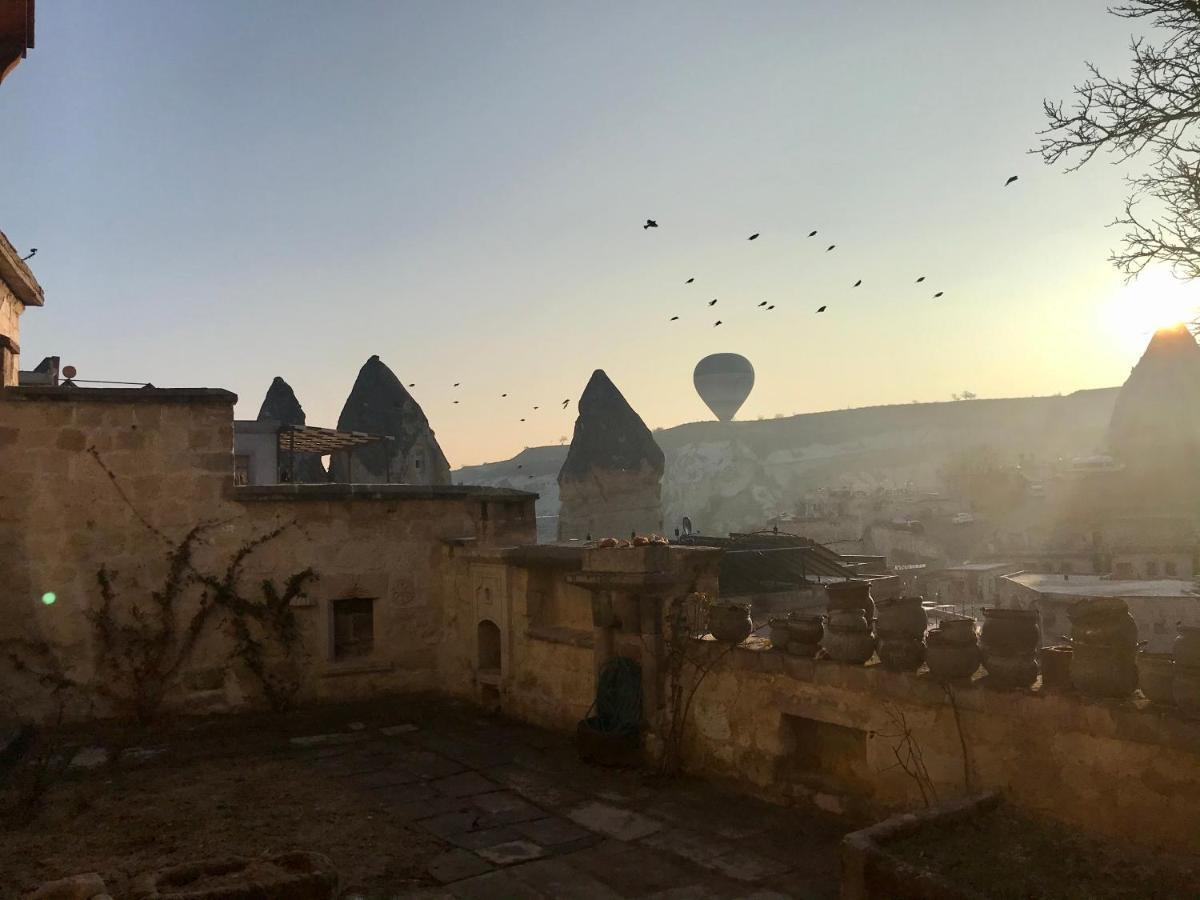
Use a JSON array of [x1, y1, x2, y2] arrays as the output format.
[[1105, 267, 1199, 349]]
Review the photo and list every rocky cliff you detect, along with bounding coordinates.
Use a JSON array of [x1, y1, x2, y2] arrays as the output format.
[[330, 355, 450, 485], [256, 376, 327, 483], [557, 370, 664, 539]]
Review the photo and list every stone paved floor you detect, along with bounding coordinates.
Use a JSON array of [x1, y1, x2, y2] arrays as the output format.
[[289, 703, 847, 899]]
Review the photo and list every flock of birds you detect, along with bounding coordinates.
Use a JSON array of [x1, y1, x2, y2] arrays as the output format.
[[645, 176, 1016, 326]]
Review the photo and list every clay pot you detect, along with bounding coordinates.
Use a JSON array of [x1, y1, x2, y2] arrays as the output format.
[[876, 596, 928, 639], [787, 615, 824, 647], [937, 617, 978, 645], [825, 580, 875, 619], [1070, 643, 1137, 699], [1069, 598, 1138, 650], [1172, 665, 1200, 713], [877, 636, 925, 672], [708, 603, 753, 644], [925, 630, 981, 680], [1137, 652, 1175, 705], [822, 628, 876, 665], [768, 618, 792, 649], [1174, 626, 1200, 668], [982, 652, 1039, 690], [827, 610, 870, 633], [1039, 645, 1074, 691], [980, 608, 1040, 656]]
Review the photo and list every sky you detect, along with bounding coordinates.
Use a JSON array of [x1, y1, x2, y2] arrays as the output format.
[[2, 1, 1194, 466]]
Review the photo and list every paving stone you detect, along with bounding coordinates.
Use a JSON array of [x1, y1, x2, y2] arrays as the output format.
[[561, 839, 706, 896], [288, 732, 363, 748], [470, 790, 546, 824], [474, 839, 545, 866], [640, 886, 729, 900], [348, 721, 366, 731], [388, 794, 477, 822], [704, 849, 792, 883], [447, 869, 550, 899], [381, 723, 420, 736], [427, 849, 493, 884], [445, 825, 523, 850], [640, 827, 739, 867], [484, 765, 584, 808], [369, 782, 439, 805], [567, 801, 664, 841], [513, 815, 594, 847], [431, 771, 500, 798], [401, 750, 469, 780], [421, 810, 491, 839], [69, 746, 108, 769], [348, 768, 421, 789], [506, 857, 624, 899], [388, 890, 456, 899]]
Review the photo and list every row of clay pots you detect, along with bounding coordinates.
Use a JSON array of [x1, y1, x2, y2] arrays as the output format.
[[925, 622, 981, 680], [768, 613, 824, 657]]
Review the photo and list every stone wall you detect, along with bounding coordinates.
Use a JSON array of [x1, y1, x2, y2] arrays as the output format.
[[1, 281, 22, 386], [0, 387, 536, 719], [679, 643, 1200, 853], [558, 467, 663, 540]]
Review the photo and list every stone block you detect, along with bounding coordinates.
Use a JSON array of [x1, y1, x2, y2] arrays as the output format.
[[431, 771, 499, 798], [567, 801, 663, 841], [474, 840, 545, 866], [427, 849, 493, 884]]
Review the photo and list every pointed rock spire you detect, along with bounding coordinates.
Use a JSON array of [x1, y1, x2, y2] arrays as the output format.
[[331, 355, 450, 484], [1109, 325, 1200, 463], [256, 376, 326, 482]]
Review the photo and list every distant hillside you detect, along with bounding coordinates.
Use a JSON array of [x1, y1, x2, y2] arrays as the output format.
[[455, 388, 1121, 538]]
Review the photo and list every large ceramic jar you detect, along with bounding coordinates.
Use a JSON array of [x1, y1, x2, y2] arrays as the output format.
[[768, 618, 792, 649], [1038, 645, 1073, 691], [878, 636, 925, 672], [876, 596, 928, 639], [708, 603, 753, 644], [787, 615, 824, 647], [1174, 626, 1200, 668], [827, 610, 870, 633], [982, 653, 1039, 690], [1070, 644, 1137, 699], [825, 580, 875, 620], [938, 617, 978, 645], [822, 628, 876, 665], [1069, 598, 1138, 649], [1137, 652, 1175, 705], [925, 628, 980, 680], [980, 608, 1040, 656]]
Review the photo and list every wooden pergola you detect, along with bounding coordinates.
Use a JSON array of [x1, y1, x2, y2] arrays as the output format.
[[277, 425, 393, 483]]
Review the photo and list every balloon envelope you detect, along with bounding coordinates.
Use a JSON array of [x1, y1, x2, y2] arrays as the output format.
[[693, 353, 755, 422]]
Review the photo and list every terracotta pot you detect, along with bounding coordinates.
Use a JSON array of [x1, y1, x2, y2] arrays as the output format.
[[876, 596, 928, 639], [1137, 652, 1175, 705], [822, 628, 876, 665], [708, 604, 753, 644], [825, 580, 875, 619], [768, 618, 792, 648], [982, 652, 1039, 689], [1039, 645, 1073, 691], [980, 608, 1040, 655], [937, 617, 978, 645], [1172, 664, 1200, 713], [1069, 598, 1138, 650], [1174, 626, 1200, 668], [786, 615, 824, 646], [925, 633, 980, 680], [827, 610, 870, 633], [1070, 644, 1137, 699], [877, 636, 925, 672]]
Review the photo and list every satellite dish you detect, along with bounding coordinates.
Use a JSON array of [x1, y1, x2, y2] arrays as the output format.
[[62, 365, 77, 379], [693, 353, 754, 422]]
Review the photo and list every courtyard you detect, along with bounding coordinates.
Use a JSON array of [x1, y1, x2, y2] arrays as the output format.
[[2, 695, 850, 899]]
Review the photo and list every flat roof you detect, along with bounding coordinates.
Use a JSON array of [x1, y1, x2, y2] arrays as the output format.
[[1004, 573, 1194, 598], [942, 562, 1019, 573], [0, 228, 43, 307]]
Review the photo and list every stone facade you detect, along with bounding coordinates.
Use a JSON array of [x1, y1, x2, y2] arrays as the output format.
[[0, 228, 44, 387]]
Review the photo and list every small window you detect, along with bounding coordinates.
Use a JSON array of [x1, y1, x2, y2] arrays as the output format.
[[1166, 561, 1178, 577], [333, 598, 374, 660]]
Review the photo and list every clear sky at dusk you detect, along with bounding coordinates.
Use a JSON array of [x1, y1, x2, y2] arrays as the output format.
[[3, 1, 1192, 465]]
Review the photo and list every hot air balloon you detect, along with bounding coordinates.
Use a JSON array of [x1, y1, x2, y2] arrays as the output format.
[[693, 353, 755, 422]]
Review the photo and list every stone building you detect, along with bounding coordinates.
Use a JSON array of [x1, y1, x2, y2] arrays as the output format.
[[0, 0, 34, 87], [0, 229, 42, 387], [330, 355, 451, 485], [557, 369, 665, 540]]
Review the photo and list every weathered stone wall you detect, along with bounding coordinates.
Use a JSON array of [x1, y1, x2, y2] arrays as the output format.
[[679, 644, 1200, 853], [558, 467, 663, 540], [0, 282, 23, 386], [0, 388, 536, 719]]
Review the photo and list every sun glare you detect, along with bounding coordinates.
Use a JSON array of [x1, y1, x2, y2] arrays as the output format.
[[1105, 267, 1199, 350]]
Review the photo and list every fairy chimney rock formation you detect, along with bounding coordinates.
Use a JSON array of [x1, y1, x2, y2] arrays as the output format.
[[557, 369, 665, 540], [329, 355, 450, 485], [256, 376, 326, 483]]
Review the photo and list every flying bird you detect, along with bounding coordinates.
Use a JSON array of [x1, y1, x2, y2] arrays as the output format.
[[453, 382, 460, 387], [915, 276, 925, 283], [533, 405, 539, 410], [685, 277, 694, 284], [520, 418, 526, 422], [708, 299, 718, 306], [644, 219, 658, 229], [562, 399, 570, 408], [517, 464, 523, 469], [817, 305, 827, 313], [21, 248, 36, 261], [501, 393, 507, 397], [758, 301, 768, 307], [408, 383, 415, 387], [826, 244, 836, 252], [714, 320, 722, 327], [453, 400, 460, 404], [808, 230, 818, 238], [933, 291, 944, 298], [853, 280, 862, 287], [669, 315, 680, 321], [748, 233, 759, 241], [1004, 175, 1019, 187], [767, 304, 775, 310]]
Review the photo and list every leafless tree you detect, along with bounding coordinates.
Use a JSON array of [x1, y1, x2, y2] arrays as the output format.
[[1039, 2, 1200, 281]]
